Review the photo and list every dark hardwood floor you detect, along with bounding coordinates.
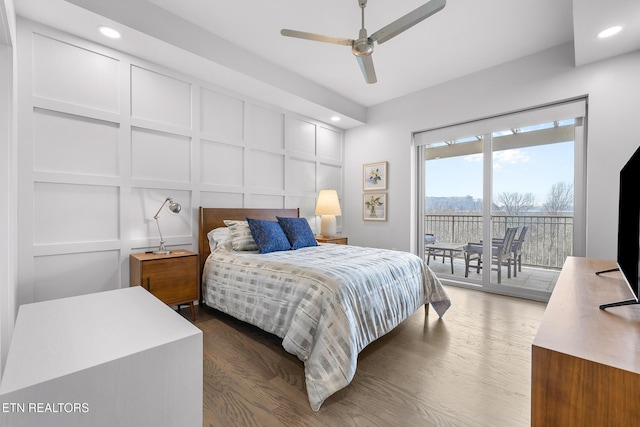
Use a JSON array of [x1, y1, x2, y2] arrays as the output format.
[[178, 285, 546, 427]]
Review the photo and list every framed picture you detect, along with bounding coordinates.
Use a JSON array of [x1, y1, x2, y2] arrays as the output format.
[[363, 193, 387, 221], [363, 161, 388, 191]]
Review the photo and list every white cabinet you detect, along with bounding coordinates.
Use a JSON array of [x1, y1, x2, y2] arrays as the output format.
[[0, 287, 202, 427]]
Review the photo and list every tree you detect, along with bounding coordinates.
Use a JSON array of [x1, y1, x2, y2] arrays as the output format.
[[425, 195, 481, 214], [544, 182, 573, 215], [494, 192, 535, 215]]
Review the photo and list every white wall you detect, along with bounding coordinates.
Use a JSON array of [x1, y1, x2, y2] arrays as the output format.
[[16, 19, 344, 306], [344, 42, 640, 261]]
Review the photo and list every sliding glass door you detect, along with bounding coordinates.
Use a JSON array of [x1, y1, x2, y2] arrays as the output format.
[[416, 100, 586, 300]]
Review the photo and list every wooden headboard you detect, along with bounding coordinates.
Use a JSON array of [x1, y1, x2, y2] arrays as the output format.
[[197, 207, 300, 284]]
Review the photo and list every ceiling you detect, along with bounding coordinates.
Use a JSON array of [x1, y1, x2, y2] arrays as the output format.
[[13, 0, 640, 128]]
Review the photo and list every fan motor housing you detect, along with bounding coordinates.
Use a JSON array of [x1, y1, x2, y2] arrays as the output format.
[[352, 38, 374, 56]]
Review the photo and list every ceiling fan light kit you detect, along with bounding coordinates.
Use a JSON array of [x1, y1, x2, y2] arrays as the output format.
[[281, 0, 446, 84]]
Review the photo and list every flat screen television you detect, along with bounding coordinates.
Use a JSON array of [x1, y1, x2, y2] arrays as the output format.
[[598, 145, 640, 310]]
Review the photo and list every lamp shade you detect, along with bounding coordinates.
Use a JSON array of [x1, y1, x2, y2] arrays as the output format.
[[315, 190, 342, 216]]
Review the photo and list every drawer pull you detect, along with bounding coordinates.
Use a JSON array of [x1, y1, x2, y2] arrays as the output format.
[[147, 277, 150, 292]]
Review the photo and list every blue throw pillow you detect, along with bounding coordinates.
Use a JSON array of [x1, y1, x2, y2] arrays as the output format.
[[246, 218, 291, 254], [277, 216, 318, 250]]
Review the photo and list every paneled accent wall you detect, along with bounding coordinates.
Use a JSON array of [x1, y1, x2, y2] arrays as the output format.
[[17, 21, 344, 304]]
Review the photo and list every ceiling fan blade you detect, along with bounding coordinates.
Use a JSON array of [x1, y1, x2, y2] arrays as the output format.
[[280, 29, 353, 47], [370, 0, 446, 45], [356, 55, 377, 84]]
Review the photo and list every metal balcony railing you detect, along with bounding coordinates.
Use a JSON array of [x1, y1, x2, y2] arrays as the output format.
[[425, 214, 573, 269]]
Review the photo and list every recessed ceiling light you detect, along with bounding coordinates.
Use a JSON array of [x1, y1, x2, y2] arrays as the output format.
[[597, 26, 622, 39], [98, 26, 121, 39], [331, 116, 341, 122]]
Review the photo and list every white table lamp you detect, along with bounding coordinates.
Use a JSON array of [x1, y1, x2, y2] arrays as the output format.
[[315, 189, 342, 237]]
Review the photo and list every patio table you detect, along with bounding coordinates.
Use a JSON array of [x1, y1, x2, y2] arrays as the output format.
[[425, 242, 466, 274]]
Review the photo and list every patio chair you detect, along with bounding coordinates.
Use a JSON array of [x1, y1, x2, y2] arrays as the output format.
[[424, 233, 439, 261], [493, 226, 528, 277], [464, 226, 518, 283], [425, 233, 436, 245]]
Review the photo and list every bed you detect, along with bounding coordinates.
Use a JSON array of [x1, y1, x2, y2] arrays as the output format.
[[198, 207, 451, 411]]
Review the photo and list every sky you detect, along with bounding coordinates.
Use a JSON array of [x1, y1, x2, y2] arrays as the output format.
[[425, 141, 574, 206]]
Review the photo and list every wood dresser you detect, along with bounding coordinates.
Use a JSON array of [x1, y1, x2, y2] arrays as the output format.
[[532, 257, 640, 426]]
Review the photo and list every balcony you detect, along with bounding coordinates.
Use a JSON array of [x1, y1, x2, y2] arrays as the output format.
[[424, 214, 571, 292]]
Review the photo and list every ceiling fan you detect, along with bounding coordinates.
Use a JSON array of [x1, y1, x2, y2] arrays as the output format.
[[281, 0, 446, 84]]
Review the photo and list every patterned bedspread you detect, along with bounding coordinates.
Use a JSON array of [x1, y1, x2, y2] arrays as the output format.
[[202, 243, 451, 411]]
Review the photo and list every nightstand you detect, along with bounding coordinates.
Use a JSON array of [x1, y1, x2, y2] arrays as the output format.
[[130, 249, 199, 320], [316, 236, 348, 245]]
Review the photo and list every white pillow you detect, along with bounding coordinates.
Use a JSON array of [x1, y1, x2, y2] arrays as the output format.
[[207, 227, 230, 252], [223, 220, 259, 251]]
